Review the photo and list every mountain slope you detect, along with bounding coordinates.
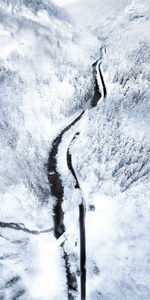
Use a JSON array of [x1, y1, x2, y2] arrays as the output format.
[[69, 0, 150, 298], [1, 0, 150, 299], [0, 1, 98, 299]]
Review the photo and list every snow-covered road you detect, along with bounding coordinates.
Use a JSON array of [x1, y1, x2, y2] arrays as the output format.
[[48, 49, 107, 299], [48, 110, 85, 298]]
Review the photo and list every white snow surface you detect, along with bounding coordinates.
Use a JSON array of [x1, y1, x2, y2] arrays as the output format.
[[0, 0, 150, 299]]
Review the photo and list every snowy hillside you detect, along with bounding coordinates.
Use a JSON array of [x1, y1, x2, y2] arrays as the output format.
[[0, 0, 150, 299], [69, 0, 150, 298], [0, 1, 98, 299], [0, 0, 97, 224]]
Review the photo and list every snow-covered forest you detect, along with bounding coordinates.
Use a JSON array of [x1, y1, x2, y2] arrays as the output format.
[[0, 0, 150, 299]]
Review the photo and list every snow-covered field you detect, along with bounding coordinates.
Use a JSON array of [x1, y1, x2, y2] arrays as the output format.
[[0, 0, 150, 299]]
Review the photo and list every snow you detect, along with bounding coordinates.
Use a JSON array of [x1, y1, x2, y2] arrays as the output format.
[[1, 0, 150, 298], [0, 0, 92, 298], [53, 0, 77, 7], [69, 1, 150, 298]]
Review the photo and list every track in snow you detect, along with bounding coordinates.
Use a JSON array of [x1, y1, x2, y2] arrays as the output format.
[[48, 47, 107, 299], [67, 133, 86, 300], [48, 111, 85, 298], [0, 221, 53, 235]]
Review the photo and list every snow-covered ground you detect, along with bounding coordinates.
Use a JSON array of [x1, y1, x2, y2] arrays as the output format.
[[68, 0, 150, 299], [0, 0, 150, 299]]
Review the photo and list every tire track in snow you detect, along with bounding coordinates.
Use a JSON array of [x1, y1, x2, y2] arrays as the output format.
[[48, 45, 107, 299], [0, 221, 53, 235], [91, 45, 107, 107], [48, 111, 85, 239], [48, 111, 85, 298], [91, 59, 102, 107], [67, 132, 86, 300]]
